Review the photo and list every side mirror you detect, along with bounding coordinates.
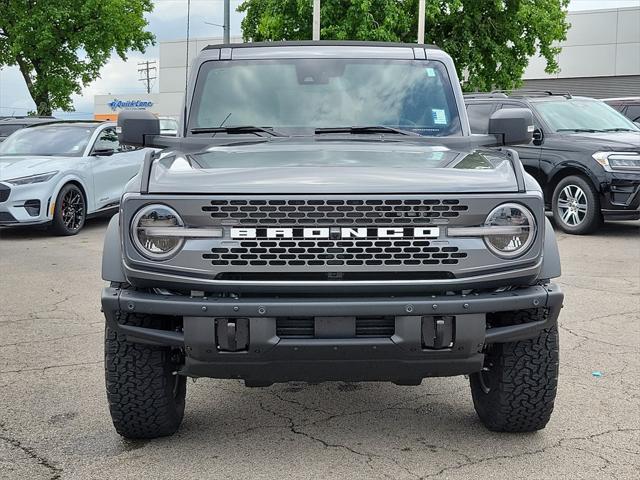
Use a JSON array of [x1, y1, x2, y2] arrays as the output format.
[[92, 148, 115, 157], [488, 108, 534, 146], [117, 110, 160, 148], [532, 127, 543, 144]]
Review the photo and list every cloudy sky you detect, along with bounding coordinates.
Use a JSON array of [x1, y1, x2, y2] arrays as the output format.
[[0, 0, 638, 118]]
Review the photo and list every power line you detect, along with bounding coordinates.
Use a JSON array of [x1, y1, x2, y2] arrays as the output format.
[[137, 61, 157, 94]]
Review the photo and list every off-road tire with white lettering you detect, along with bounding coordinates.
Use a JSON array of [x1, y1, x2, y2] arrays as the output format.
[[105, 310, 186, 439], [469, 310, 559, 432]]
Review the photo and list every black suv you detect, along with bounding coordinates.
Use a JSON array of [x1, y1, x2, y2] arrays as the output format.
[[603, 97, 640, 125], [465, 92, 640, 234], [0, 116, 56, 142]]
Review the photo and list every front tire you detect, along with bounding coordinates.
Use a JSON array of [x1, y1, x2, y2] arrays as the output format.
[[51, 183, 86, 235], [552, 175, 601, 234], [105, 312, 186, 439], [470, 313, 559, 432]]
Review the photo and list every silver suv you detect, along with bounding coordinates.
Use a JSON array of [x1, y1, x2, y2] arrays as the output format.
[[102, 42, 563, 439]]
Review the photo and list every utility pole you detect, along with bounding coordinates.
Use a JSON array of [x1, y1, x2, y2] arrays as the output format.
[[418, 0, 425, 44], [137, 61, 157, 94], [223, 0, 230, 43], [313, 0, 320, 41]]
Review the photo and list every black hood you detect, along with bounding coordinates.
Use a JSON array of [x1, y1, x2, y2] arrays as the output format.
[[556, 131, 640, 152]]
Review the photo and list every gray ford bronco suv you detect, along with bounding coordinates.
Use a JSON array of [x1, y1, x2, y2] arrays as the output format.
[[102, 42, 563, 439]]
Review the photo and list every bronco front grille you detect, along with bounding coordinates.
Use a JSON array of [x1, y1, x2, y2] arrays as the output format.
[[202, 199, 468, 225], [203, 239, 467, 267]]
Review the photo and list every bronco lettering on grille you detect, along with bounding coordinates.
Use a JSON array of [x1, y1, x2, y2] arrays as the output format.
[[230, 227, 440, 239]]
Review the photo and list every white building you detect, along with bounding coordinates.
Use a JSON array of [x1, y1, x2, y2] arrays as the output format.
[[94, 6, 639, 119], [522, 6, 640, 97]]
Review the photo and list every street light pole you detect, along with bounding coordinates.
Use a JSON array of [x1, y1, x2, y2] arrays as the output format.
[[418, 0, 425, 44], [223, 0, 230, 43], [313, 0, 320, 41]]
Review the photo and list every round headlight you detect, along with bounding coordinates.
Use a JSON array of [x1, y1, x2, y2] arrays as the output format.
[[131, 204, 184, 260], [484, 203, 536, 258]]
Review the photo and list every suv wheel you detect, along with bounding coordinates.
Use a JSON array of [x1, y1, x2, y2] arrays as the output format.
[[105, 311, 186, 439], [552, 175, 601, 234], [469, 315, 559, 432], [51, 183, 86, 235]]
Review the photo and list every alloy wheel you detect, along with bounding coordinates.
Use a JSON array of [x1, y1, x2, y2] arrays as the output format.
[[61, 188, 85, 232], [557, 184, 587, 227]]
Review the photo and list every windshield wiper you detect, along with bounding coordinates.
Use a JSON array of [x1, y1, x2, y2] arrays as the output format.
[[556, 128, 606, 133], [601, 128, 638, 132], [190, 126, 287, 137], [314, 126, 420, 136]]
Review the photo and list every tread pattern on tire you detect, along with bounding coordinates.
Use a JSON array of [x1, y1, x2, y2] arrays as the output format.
[[470, 309, 559, 432], [105, 312, 186, 439]]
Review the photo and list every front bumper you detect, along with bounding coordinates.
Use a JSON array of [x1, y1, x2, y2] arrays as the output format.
[[102, 283, 563, 384], [601, 172, 640, 220], [0, 181, 52, 226]]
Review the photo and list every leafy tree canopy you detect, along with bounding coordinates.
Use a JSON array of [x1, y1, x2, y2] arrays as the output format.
[[0, 0, 155, 115], [237, 0, 570, 91]]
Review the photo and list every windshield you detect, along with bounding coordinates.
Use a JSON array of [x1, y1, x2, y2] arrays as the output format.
[[0, 125, 95, 156], [534, 99, 639, 132], [189, 59, 462, 136]]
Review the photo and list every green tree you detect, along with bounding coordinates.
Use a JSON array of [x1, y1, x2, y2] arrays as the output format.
[[0, 0, 155, 115], [237, 0, 570, 91]]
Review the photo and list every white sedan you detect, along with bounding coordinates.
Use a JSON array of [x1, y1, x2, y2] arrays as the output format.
[[0, 121, 149, 235]]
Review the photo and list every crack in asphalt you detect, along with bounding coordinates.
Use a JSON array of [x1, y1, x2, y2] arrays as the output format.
[[257, 400, 423, 480], [557, 278, 639, 295], [559, 324, 640, 351], [300, 392, 444, 429], [423, 427, 640, 479], [0, 331, 101, 348], [0, 422, 62, 480], [0, 360, 102, 375]]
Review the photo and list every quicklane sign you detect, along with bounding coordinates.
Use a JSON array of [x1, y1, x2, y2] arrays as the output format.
[[108, 99, 154, 111]]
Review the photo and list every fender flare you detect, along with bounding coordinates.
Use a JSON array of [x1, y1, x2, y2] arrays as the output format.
[[48, 174, 93, 219], [102, 213, 127, 283], [539, 217, 562, 280], [546, 161, 602, 194]]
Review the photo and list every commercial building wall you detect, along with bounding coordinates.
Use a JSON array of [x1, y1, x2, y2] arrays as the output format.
[[522, 6, 640, 97], [158, 36, 244, 118]]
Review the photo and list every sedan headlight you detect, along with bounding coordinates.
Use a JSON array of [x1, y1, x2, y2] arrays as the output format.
[[131, 204, 185, 260], [448, 203, 536, 259], [5, 171, 58, 185], [593, 152, 640, 172]]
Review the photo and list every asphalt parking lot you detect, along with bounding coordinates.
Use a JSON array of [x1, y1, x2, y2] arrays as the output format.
[[0, 217, 638, 480]]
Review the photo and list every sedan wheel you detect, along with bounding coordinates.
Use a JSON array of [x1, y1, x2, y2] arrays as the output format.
[[52, 184, 86, 235]]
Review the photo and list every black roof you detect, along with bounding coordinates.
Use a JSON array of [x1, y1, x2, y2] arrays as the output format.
[[203, 40, 441, 51]]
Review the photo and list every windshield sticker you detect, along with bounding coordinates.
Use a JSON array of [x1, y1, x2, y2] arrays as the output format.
[[430, 151, 445, 161], [425, 67, 436, 77], [432, 109, 447, 125]]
